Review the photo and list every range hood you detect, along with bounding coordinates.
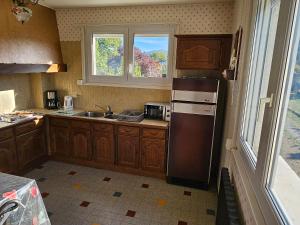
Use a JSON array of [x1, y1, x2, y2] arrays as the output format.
[[0, 63, 67, 74], [0, 0, 67, 74]]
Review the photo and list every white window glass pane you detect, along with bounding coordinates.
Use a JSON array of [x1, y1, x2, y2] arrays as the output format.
[[133, 35, 169, 78], [242, 1, 280, 159], [93, 34, 124, 76], [268, 9, 300, 225]]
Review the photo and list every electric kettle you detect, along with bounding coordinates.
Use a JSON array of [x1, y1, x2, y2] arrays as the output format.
[[64, 96, 73, 111]]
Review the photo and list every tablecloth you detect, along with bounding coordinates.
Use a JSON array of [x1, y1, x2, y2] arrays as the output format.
[[0, 173, 50, 225]]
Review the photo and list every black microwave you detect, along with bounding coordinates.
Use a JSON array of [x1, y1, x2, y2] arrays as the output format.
[[144, 102, 170, 121]]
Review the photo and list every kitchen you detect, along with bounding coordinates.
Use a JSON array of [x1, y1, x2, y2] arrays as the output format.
[[1, 0, 300, 225]]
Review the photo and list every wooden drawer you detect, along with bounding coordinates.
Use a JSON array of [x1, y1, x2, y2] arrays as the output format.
[[93, 123, 113, 133], [142, 128, 166, 139], [0, 128, 14, 141], [71, 120, 90, 130], [50, 118, 69, 127], [118, 126, 139, 137], [16, 119, 44, 136]]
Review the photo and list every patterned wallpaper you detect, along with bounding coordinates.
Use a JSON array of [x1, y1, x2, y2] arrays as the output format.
[[55, 2, 234, 41]]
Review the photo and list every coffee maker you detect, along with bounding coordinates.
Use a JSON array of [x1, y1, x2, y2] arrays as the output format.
[[45, 90, 59, 109]]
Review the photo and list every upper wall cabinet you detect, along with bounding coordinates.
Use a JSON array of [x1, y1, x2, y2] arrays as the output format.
[[0, 0, 66, 74], [175, 34, 232, 71]]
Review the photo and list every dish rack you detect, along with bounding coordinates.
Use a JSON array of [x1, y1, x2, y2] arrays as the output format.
[[117, 110, 144, 122]]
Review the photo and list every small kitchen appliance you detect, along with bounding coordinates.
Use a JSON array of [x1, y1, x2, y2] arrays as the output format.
[[63, 96, 73, 111], [45, 90, 59, 109], [144, 102, 170, 121]]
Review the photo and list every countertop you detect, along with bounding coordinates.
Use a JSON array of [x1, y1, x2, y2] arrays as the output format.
[[30, 108, 169, 129], [0, 114, 44, 130], [0, 109, 169, 130]]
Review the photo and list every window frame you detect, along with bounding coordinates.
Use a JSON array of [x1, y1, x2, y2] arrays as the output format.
[[236, 0, 300, 224], [128, 24, 175, 86], [84, 25, 129, 84], [82, 24, 175, 89], [240, 0, 272, 167]]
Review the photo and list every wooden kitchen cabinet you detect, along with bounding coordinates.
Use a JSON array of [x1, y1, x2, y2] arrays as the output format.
[[0, 138, 18, 174], [175, 34, 232, 71], [47, 116, 168, 178], [70, 128, 92, 160], [141, 138, 166, 173], [141, 128, 167, 173], [117, 135, 140, 168], [51, 126, 70, 158], [117, 126, 140, 168], [93, 123, 114, 164], [17, 128, 46, 170]]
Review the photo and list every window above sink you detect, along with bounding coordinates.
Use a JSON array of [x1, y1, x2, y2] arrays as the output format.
[[82, 24, 176, 90]]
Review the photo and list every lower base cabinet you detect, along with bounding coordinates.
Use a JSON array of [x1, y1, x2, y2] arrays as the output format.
[[141, 138, 166, 173], [51, 126, 70, 157], [0, 138, 18, 174], [70, 128, 92, 160], [49, 117, 168, 178], [93, 131, 115, 164], [17, 128, 46, 170], [117, 135, 140, 168]]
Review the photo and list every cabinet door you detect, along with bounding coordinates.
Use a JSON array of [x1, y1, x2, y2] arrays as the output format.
[[141, 138, 166, 173], [117, 135, 139, 168], [51, 126, 70, 157], [70, 128, 92, 160], [177, 38, 221, 70], [93, 131, 114, 164], [17, 129, 46, 170], [0, 138, 17, 174]]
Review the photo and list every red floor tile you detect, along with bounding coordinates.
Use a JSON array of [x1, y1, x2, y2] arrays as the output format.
[[184, 191, 191, 196], [126, 210, 136, 217], [41, 192, 49, 198], [103, 177, 111, 181], [80, 201, 90, 207], [68, 171, 77, 175]]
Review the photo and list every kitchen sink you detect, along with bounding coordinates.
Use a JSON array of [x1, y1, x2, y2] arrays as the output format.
[[76, 111, 104, 118], [104, 114, 118, 119]]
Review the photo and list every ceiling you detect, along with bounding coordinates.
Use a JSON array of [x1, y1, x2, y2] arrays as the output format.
[[40, 0, 232, 9]]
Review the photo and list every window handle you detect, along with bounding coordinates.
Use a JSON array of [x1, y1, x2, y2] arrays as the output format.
[[256, 94, 274, 122], [128, 63, 133, 75], [260, 94, 274, 108]]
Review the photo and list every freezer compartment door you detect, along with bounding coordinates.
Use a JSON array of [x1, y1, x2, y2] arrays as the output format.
[[172, 90, 218, 103], [172, 102, 216, 116], [168, 112, 215, 183]]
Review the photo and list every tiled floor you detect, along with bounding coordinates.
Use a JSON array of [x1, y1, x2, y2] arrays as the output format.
[[25, 161, 217, 225]]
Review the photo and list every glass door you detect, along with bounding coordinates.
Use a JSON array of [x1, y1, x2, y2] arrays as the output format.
[[265, 2, 300, 224], [237, 0, 300, 224], [240, 0, 281, 166]]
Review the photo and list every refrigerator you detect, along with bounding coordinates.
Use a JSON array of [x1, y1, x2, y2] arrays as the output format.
[[167, 77, 226, 188]]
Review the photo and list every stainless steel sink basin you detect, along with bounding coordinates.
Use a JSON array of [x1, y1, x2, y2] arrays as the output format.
[[76, 111, 104, 118]]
